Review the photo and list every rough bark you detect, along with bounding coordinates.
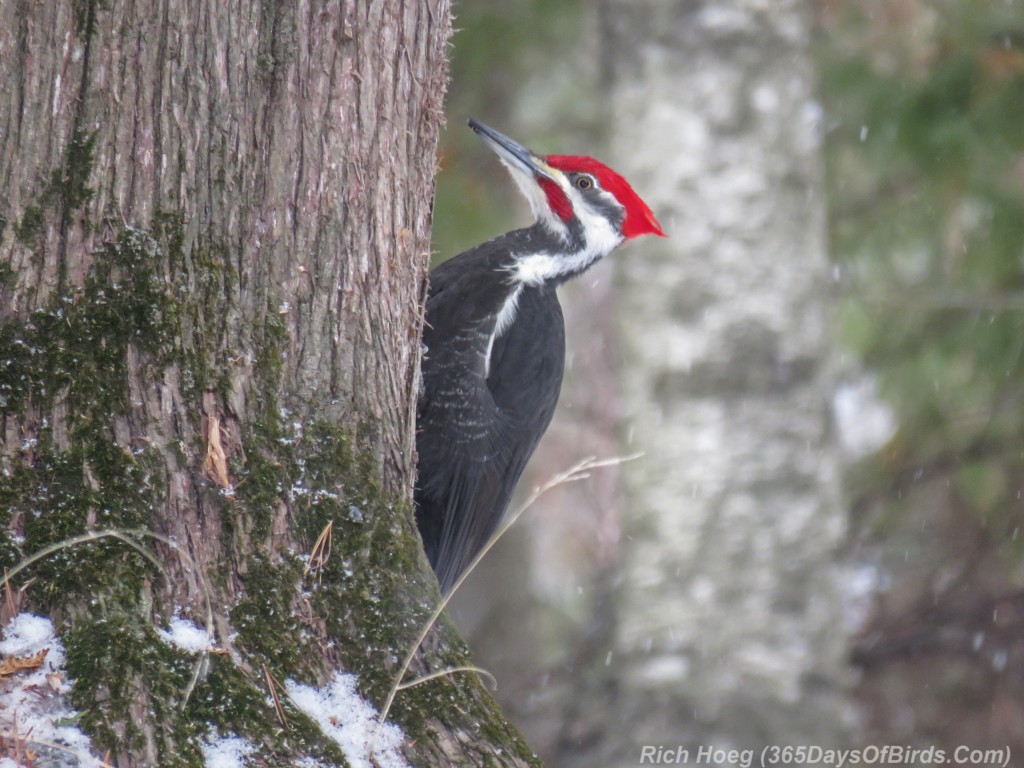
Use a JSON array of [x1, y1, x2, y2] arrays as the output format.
[[0, 0, 539, 765], [599, 0, 856, 761]]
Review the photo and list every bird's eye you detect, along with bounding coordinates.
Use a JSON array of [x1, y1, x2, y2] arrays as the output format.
[[576, 176, 593, 190]]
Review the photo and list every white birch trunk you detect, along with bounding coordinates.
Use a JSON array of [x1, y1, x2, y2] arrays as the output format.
[[604, 0, 856, 758]]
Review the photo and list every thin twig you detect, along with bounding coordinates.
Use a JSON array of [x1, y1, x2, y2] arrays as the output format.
[[377, 453, 642, 724]]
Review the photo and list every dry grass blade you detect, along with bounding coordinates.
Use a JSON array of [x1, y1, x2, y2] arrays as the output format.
[[263, 663, 288, 728], [0, 530, 163, 592], [304, 521, 334, 582], [377, 452, 642, 724], [0, 570, 33, 628], [0, 717, 37, 768], [3, 570, 13, 621], [394, 665, 497, 692]]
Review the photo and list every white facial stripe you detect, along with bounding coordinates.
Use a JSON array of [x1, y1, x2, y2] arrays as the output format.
[[567, 185, 623, 260], [484, 285, 524, 377], [499, 159, 570, 239]]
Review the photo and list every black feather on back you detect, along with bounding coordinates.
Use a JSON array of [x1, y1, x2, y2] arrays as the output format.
[[415, 227, 566, 593]]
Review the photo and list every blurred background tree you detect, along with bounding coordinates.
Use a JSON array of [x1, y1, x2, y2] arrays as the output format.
[[434, 0, 1024, 763]]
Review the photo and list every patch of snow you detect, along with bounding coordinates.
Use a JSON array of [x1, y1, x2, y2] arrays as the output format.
[[156, 615, 214, 654], [201, 734, 256, 768], [0, 613, 106, 767], [285, 672, 408, 768], [844, 561, 886, 633], [833, 377, 897, 458], [0, 613, 56, 654]]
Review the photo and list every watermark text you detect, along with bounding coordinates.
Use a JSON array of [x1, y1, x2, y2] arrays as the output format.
[[638, 744, 1012, 767]]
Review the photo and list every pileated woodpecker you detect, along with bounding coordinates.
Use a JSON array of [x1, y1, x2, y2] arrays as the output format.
[[416, 120, 664, 593]]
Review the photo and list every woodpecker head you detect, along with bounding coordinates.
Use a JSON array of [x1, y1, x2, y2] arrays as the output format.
[[468, 119, 665, 285]]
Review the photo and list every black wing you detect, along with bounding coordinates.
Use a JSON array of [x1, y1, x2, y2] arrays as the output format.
[[416, 245, 565, 593]]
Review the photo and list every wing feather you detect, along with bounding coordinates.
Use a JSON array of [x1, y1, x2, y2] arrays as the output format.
[[416, 242, 566, 593]]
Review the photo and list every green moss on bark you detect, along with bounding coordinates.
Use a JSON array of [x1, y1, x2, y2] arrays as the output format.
[[71, 0, 101, 40], [152, 210, 242, 406], [13, 204, 45, 246], [1, 209, 533, 764], [216, 397, 509, 756], [13, 450, 157, 608], [187, 657, 349, 765], [64, 615, 201, 764], [51, 126, 97, 213], [9, 123, 99, 252], [0, 227, 175, 418], [231, 553, 318, 677], [0, 226, 177, 603], [0, 225, 194, 761]]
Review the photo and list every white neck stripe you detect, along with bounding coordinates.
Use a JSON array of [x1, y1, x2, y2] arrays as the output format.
[[484, 285, 524, 377], [512, 216, 623, 286]]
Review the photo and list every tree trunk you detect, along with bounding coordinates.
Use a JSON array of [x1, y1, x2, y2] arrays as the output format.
[[0, 1, 539, 765], [600, 0, 856, 760]]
